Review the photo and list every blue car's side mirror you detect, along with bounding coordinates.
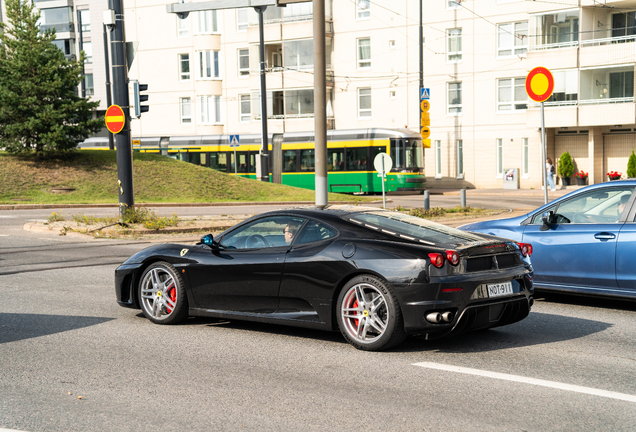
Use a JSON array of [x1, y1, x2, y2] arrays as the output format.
[[540, 211, 554, 231]]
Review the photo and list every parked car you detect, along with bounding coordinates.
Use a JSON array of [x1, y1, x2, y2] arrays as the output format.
[[115, 206, 534, 351], [458, 181, 636, 300]]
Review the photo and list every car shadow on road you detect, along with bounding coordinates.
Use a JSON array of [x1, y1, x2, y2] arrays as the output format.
[[0, 313, 114, 344], [536, 292, 636, 312], [398, 311, 613, 353]]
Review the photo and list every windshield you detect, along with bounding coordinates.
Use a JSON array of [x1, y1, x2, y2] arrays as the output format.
[[347, 211, 486, 246], [390, 138, 423, 171]]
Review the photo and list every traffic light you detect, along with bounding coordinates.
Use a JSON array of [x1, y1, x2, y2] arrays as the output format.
[[133, 81, 149, 118]]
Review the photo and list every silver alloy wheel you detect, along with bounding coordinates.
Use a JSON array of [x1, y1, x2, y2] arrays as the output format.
[[340, 283, 389, 344], [140, 266, 178, 320]]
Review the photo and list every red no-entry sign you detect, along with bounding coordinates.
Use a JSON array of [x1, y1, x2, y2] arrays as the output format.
[[105, 105, 125, 134], [526, 67, 555, 103]]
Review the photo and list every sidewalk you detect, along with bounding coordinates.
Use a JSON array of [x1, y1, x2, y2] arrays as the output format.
[[426, 186, 580, 198]]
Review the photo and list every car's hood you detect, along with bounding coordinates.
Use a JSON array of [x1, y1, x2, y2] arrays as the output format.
[[457, 213, 530, 232]]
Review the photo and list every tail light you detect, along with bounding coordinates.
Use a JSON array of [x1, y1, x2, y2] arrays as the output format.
[[428, 253, 444, 268], [517, 242, 533, 257], [445, 250, 460, 266]]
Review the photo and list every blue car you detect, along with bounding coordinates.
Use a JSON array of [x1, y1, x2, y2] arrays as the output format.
[[458, 181, 636, 299]]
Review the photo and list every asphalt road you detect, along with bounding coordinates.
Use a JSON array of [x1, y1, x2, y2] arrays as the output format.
[[2, 198, 635, 431]]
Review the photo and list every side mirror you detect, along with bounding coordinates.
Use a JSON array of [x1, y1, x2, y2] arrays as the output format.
[[199, 234, 219, 250], [540, 211, 554, 231]]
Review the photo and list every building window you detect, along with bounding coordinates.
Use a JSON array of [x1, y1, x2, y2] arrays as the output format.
[[239, 94, 251, 122], [52, 39, 75, 56], [238, 49, 250, 76], [79, 9, 90, 32], [498, 21, 528, 57], [237, 8, 248, 32], [389, 40, 395, 49], [180, 97, 192, 124], [496, 138, 503, 177], [197, 50, 220, 79], [612, 12, 636, 38], [179, 54, 190, 81], [609, 70, 634, 99], [194, 10, 218, 34], [358, 88, 371, 118], [38, 7, 73, 32], [522, 138, 529, 177], [389, 90, 396, 100], [177, 15, 189, 38], [198, 95, 222, 124], [84, 73, 94, 96], [286, 89, 314, 116], [547, 69, 578, 104], [82, 42, 92, 64], [447, 28, 462, 62], [497, 78, 527, 111], [435, 140, 442, 178], [284, 39, 314, 70], [283, 3, 313, 20], [531, 9, 579, 47], [357, 38, 371, 69], [447, 0, 461, 9], [357, 0, 370, 20], [447, 82, 462, 114], [456, 140, 464, 178]]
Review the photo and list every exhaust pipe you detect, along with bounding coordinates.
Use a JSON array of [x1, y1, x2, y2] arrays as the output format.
[[426, 312, 442, 324], [441, 311, 454, 323]]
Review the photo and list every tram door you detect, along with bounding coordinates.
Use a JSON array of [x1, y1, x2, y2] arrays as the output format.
[[272, 134, 284, 184]]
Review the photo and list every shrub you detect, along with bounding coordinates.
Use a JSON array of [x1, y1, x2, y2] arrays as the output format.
[[557, 152, 574, 178], [627, 150, 636, 178]]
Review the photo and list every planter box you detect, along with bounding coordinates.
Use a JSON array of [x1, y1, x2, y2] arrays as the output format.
[[561, 177, 571, 186], [576, 177, 587, 186]]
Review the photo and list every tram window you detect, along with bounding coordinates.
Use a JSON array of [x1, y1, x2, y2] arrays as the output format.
[[300, 149, 314, 171], [283, 150, 297, 172], [210, 152, 228, 172], [347, 147, 368, 171], [405, 140, 423, 171], [200, 153, 207, 166], [231, 152, 249, 173], [328, 148, 345, 171], [391, 139, 423, 171], [371, 147, 384, 168], [391, 139, 404, 169], [249, 153, 256, 173], [189, 152, 201, 166]]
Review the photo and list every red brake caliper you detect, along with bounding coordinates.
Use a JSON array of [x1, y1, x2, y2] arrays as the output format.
[[352, 299, 359, 328], [166, 284, 176, 313]]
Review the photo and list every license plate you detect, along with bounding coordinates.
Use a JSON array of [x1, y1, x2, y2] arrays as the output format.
[[487, 281, 513, 298]]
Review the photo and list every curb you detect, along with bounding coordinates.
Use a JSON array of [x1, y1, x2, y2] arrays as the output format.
[[0, 200, 378, 211]]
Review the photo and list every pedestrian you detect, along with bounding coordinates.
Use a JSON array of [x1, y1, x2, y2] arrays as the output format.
[[546, 158, 556, 192]]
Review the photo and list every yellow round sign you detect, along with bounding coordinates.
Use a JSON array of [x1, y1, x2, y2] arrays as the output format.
[[420, 100, 430, 112], [526, 67, 555, 103], [420, 126, 431, 140]]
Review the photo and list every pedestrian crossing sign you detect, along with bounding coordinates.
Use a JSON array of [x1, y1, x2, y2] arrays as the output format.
[[421, 88, 430, 100], [230, 135, 240, 147]]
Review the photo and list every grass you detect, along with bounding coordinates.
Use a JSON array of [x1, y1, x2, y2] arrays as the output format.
[[0, 150, 371, 204]]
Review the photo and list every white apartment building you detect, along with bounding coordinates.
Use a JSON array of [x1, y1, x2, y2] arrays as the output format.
[[5, 0, 636, 188]]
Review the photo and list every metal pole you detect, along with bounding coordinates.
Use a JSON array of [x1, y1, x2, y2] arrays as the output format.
[[314, 0, 328, 207], [255, 6, 269, 182], [541, 102, 548, 204], [110, 0, 134, 215], [460, 189, 466, 208], [424, 190, 430, 210], [103, 23, 114, 150], [77, 10, 85, 98], [419, 0, 423, 92], [234, 147, 237, 175], [381, 169, 386, 209]]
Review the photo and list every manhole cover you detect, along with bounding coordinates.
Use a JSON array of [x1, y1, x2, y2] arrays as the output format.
[[50, 187, 75, 193]]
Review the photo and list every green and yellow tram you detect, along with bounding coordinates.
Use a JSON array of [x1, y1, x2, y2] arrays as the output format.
[[80, 128, 425, 194]]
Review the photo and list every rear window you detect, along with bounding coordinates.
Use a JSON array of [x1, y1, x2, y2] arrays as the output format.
[[347, 211, 485, 245]]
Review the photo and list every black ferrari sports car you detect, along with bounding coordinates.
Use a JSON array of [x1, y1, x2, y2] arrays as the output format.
[[115, 206, 534, 351]]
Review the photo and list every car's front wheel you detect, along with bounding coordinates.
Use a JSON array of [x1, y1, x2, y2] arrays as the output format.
[[336, 275, 407, 351], [138, 262, 188, 324]]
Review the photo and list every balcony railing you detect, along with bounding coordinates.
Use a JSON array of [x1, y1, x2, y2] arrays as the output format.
[[40, 23, 74, 33], [580, 97, 634, 105], [542, 100, 578, 107], [529, 41, 578, 51], [581, 35, 636, 47]]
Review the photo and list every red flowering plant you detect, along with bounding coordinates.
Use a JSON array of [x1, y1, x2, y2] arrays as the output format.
[[574, 171, 588, 179], [607, 171, 622, 180]]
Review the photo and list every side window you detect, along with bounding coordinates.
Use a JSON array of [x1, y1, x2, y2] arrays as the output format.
[[531, 205, 556, 224], [548, 187, 634, 224], [220, 216, 306, 249], [295, 221, 338, 245]]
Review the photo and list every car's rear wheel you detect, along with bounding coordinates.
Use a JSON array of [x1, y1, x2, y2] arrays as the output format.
[[336, 275, 407, 351], [139, 262, 188, 324]]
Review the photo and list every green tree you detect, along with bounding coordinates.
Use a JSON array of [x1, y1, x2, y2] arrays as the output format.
[[0, 0, 102, 156], [627, 150, 636, 178], [558, 151, 574, 178]]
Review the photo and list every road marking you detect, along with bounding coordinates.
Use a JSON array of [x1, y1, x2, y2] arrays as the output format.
[[412, 362, 636, 403], [0, 235, 9, 237]]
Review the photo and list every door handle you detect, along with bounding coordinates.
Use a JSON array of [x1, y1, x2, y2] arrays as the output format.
[[594, 233, 616, 240]]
